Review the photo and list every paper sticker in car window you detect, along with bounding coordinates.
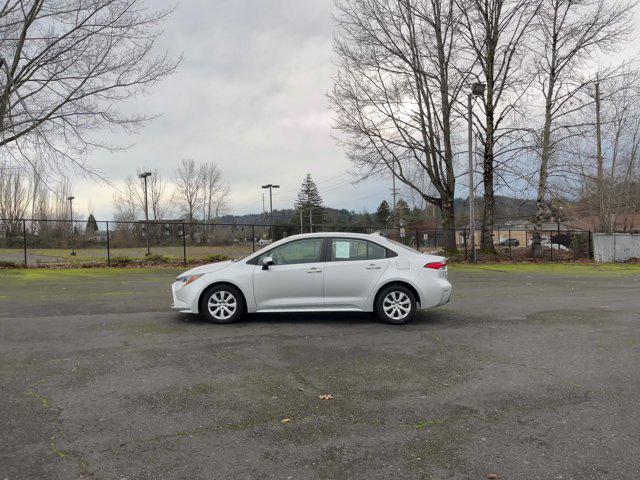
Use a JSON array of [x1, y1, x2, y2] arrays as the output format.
[[335, 241, 350, 259]]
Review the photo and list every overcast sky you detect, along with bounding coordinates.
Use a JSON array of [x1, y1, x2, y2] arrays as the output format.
[[73, 0, 394, 220], [73, 0, 640, 220]]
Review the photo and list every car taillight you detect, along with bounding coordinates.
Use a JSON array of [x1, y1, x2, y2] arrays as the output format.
[[424, 261, 447, 270]]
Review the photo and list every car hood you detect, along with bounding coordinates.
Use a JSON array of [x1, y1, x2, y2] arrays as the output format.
[[177, 260, 235, 278]]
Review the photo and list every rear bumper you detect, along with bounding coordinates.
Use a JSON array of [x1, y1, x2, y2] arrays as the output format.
[[416, 277, 452, 309], [437, 282, 452, 306]]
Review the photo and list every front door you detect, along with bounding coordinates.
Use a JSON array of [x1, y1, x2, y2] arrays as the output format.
[[252, 237, 325, 310], [323, 238, 390, 309]]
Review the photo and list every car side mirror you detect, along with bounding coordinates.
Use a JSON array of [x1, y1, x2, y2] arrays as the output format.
[[262, 256, 274, 270]]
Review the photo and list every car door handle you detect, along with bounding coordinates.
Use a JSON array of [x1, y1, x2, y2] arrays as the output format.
[[306, 268, 322, 273], [365, 265, 382, 270]]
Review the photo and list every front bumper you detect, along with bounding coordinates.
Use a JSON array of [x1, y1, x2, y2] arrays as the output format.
[[171, 281, 194, 313]]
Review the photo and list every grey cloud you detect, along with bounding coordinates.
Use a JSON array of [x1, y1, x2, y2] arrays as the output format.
[[74, 0, 399, 218]]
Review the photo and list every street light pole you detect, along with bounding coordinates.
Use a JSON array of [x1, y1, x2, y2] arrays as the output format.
[[67, 196, 76, 256], [261, 184, 280, 238], [139, 172, 152, 256], [467, 82, 485, 263]]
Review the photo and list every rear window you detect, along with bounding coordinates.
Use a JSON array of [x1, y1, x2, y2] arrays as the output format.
[[387, 239, 418, 254]]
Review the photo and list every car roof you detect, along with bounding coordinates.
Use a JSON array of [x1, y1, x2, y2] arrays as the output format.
[[276, 232, 386, 241]]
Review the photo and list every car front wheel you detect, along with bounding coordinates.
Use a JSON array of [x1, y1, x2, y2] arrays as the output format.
[[375, 285, 416, 325], [201, 285, 244, 324]]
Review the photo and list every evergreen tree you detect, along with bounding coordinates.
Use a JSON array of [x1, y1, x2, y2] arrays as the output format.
[[376, 200, 391, 226], [409, 206, 425, 224], [395, 199, 410, 224], [85, 213, 99, 233], [295, 174, 325, 226]]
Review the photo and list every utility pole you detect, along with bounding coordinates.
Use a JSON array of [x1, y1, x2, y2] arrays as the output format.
[[261, 192, 266, 237], [595, 81, 603, 186], [261, 184, 280, 237], [67, 196, 76, 256], [309, 207, 313, 233], [468, 82, 486, 263], [595, 80, 605, 232], [299, 208, 303, 234], [139, 172, 152, 256], [391, 167, 398, 228], [431, 203, 436, 230]]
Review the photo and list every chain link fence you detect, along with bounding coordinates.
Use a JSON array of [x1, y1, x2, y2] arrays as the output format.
[[0, 218, 592, 267]]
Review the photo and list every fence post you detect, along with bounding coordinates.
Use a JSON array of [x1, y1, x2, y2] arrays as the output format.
[[415, 229, 419, 251], [106, 221, 111, 267], [251, 225, 255, 252], [588, 230, 592, 258], [508, 229, 512, 261], [22, 219, 27, 268], [182, 222, 187, 266], [463, 229, 468, 262]]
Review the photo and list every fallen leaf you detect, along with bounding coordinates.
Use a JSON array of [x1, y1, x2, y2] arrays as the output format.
[[281, 418, 291, 424], [319, 394, 334, 400]]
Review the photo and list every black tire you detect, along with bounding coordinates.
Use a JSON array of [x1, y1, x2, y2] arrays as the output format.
[[375, 285, 416, 325], [200, 285, 245, 324]]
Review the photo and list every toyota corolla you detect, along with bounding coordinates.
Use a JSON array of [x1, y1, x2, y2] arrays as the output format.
[[171, 232, 452, 324]]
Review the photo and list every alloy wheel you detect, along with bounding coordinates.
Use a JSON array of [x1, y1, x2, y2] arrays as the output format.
[[207, 290, 237, 321], [382, 291, 411, 320]]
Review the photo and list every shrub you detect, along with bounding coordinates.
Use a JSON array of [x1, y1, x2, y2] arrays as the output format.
[[144, 254, 171, 264], [0, 260, 18, 268], [204, 254, 230, 263], [109, 256, 137, 267]]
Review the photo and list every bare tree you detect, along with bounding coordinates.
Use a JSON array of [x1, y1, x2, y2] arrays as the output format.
[[201, 163, 229, 222], [148, 171, 174, 221], [113, 183, 139, 223], [0, 0, 178, 174], [0, 166, 29, 235], [570, 71, 640, 232], [175, 159, 204, 223], [457, 0, 542, 252], [531, 0, 635, 235], [113, 168, 173, 223], [331, 0, 471, 252]]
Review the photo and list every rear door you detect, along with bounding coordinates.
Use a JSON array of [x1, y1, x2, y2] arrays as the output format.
[[323, 238, 390, 309]]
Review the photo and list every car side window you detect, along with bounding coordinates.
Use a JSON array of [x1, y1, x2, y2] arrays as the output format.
[[257, 238, 324, 266], [330, 239, 390, 262], [368, 241, 387, 260], [331, 239, 368, 262]]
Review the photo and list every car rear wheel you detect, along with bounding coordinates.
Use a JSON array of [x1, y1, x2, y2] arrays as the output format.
[[200, 285, 244, 324], [375, 285, 416, 325]]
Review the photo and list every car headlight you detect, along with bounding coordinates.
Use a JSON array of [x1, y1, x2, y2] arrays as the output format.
[[177, 274, 204, 287]]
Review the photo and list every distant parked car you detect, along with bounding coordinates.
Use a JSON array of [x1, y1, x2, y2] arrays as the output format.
[[498, 238, 520, 247], [171, 232, 452, 325], [257, 239, 272, 247]]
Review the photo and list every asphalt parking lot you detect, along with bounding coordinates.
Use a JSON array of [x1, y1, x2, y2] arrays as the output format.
[[1, 265, 640, 480]]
